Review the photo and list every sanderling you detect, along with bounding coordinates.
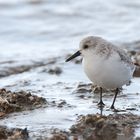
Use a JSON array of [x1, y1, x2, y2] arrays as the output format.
[[66, 36, 135, 109]]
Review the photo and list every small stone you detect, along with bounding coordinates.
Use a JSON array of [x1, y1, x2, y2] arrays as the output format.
[[48, 67, 62, 75]]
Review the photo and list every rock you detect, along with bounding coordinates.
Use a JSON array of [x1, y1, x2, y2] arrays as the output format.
[[49, 133, 68, 140], [0, 57, 58, 78], [74, 83, 92, 93], [0, 88, 47, 118], [50, 100, 74, 108], [0, 126, 28, 140], [69, 113, 140, 140], [48, 67, 62, 75]]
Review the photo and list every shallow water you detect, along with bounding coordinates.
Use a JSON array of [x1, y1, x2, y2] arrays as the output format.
[[0, 59, 140, 139], [0, 0, 140, 139]]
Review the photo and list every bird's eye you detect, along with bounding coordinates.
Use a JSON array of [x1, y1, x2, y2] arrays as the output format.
[[83, 45, 89, 49]]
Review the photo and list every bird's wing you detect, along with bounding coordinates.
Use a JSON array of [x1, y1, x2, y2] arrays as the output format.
[[115, 47, 135, 71]]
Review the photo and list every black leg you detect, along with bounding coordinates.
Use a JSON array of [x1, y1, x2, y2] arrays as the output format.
[[97, 87, 105, 107], [110, 88, 119, 109]]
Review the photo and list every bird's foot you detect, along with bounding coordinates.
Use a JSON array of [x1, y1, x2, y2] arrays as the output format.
[[110, 105, 119, 112], [110, 105, 115, 109], [97, 100, 105, 107]]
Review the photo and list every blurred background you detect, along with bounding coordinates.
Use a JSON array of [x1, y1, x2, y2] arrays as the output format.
[[0, 0, 140, 62]]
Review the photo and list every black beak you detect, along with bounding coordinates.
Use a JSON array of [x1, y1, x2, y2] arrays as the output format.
[[65, 51, 81, 62]]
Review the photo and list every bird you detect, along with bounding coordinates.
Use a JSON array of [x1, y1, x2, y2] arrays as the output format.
[[66, 36, 135, 109]]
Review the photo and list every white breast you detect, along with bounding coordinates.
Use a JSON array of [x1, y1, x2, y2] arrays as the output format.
[[82, 52, 134, 89]]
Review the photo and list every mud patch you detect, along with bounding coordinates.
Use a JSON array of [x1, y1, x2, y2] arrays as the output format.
[[133, 65, 140, 77], [35, 129, 69, 140], [0, 88, 47, 118], [0, 125, 28, 140], [74, 83, 92, 94], [127, 49, 140, 77], [70, 113, 140, 140], [0, 57, 58, 78], [50, 99, 75, 108], [47, 130, 69, 140], [41, 66, 62, 75], [131, 52, 140, 77]]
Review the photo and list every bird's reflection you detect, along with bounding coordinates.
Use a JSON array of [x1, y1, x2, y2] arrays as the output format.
[[98, 105, 104, 116]]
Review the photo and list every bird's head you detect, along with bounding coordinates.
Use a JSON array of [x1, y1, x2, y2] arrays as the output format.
[[66, 36, 100, 62]]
